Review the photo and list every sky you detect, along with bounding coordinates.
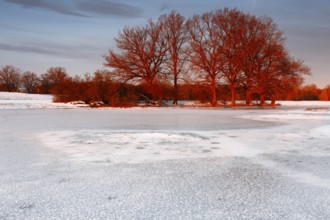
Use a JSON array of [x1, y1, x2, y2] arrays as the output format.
[[0, 0, 329, 87]]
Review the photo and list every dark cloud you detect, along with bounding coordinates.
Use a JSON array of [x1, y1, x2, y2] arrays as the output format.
[[76, 0, 143, 17], [0, 42, 60, 55], [4, 0, 143, 18], [0, 42, 97, 60], [4, 0, 88, 17]]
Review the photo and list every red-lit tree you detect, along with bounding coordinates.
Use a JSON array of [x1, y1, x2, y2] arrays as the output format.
[[268, 56, 310, 104], [240, 16, 286, 105], [186, 12, 223, 106], [215, 8, 247, 106], [159, 11, 188, 105], [319, 85, 330, 101], [104, 19, 167, 103]]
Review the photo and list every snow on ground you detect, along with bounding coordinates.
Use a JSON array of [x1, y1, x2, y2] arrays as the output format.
[[242, 109, 330, 121], [1, 93, 330, 219], [0, 92, 54, 100], [277, 100, 330, 107], [39, 130, 261, 164], [37, 108, 330, 191], [0, 92, 78, 109]]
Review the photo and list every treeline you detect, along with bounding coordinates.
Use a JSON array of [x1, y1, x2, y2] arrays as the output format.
[[290, 84, 330, 101], [104, 8, 310, 106], [2, 8, 327, 107], [0, 65, 329, 106]]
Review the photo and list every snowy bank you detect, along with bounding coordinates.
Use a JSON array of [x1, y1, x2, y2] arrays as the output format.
[[277, 100, 330, 107], [0, 92, 77, 109], [1, 92, 330, 109]]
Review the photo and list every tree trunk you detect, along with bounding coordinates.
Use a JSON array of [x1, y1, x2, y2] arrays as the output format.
[[246, 90, 251, 105], [260, 94, 265, 106], [146, 79, 155, 103], [230, 86, 236, 106], [211, 77, 217, 107], [173, 75, 178, 105], [271, 97, 276, 105], [245, 79, 251, 105]]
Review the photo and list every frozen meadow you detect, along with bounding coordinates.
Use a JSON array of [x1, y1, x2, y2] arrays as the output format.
[[1, 92, 330, 219]]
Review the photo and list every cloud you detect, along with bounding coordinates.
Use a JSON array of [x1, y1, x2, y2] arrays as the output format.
[[160, 3, 204, 12], [0, 42, 60, 56], [76, 0, 143, 18], [4, 0, 88, 17], [4, 0, 143, 18], [0, 42, 98, 60]]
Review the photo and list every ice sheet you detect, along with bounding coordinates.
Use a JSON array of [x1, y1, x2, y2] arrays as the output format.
[[1, 93, 330, 219]]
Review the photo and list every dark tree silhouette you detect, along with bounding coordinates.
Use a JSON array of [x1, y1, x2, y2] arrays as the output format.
[[40, 73, 52, 94], [44, 67, 69, 94], [21, 71, 40, 93], [45, 67, 68, 85], [0, 65, 21, 92]]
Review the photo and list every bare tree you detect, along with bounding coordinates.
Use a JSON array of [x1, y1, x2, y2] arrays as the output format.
[[240, 16, 285, 105], [186, 12, 223, 106], [0, 65, 21, 92], [215, 8, 247, 106], [45, 67, 69, 86], [92, 69, 113, 102], [40, 73, 52, 94], [319, 85, 330, 101], [21, 71, 40, 93], [268, 55, 310, 104], [104, 19, 167, 102], [44, 67, 69, 94], [159, 11, 188, 105], [101, 9, 311, 106], [242, 16, 310, 106]]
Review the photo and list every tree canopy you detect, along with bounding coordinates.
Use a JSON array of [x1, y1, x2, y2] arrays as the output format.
[[104, 8, 310, 106]]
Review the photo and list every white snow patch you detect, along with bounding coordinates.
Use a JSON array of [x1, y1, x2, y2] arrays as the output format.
[[310, 125, 330, 138], [38, 130, 262, 164], [242, 109, 330, 122], [277, 100, 330, 107], [0, 92, 76, 109], [38, 125, 330, 189], [0, 92, 52, 100]]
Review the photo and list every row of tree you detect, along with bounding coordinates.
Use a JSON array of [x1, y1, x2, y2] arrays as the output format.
[[1, 8, 320, 106], [291, 84, 330, 101], [0, 65, 329, 105], [0, 65, 68, 94], [104, 8, 310, 106]]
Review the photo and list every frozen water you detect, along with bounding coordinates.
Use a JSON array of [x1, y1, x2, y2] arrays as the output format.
[[1, 93, 330, 219]]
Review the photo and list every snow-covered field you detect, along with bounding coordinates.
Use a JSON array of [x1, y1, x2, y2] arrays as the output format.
[[1, 92, 330, 219], [0, 92, 78, 109]]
